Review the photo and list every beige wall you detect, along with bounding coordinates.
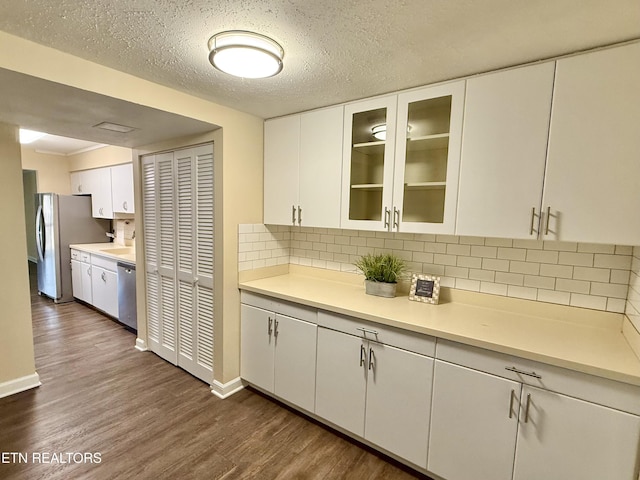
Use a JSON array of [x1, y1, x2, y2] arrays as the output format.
[[22, 170, 37, 261], [68, 145, 132, 171], [20, 147, 71, 194], [0, 123, 37, 385], [0, 31, 264, 387]]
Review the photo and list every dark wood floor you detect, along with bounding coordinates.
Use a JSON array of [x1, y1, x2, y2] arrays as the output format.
[[0, 264, 432, 480]]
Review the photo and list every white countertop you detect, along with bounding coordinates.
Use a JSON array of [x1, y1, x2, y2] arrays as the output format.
[[70, 243, 136, 264], [239, 266, 640, 386]]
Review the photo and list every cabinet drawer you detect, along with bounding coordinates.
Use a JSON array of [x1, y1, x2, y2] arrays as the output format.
[[80, 252, 91, 262], [240, 291, 317, 324], [318, 311, 435, 357], [90, 254, 117, 272], [436, 339, 640, 415], [71, 249, 80, 260]]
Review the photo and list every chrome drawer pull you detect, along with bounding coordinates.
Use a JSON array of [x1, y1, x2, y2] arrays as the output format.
[[356, 327, 378, 336], [359, 344, 366, 367], [368, 347, 375, 371], [524, 393, 532, 423], [505, 366, 542, 379]]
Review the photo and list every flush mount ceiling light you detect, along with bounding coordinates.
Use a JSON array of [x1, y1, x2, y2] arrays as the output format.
[[208, 30, 284, 79], [19, 129, 47, 144]]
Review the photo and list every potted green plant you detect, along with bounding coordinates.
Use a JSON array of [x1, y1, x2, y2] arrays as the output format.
[[354, 252, 406, 298]]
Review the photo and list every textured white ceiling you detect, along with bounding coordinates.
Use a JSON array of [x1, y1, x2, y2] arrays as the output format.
[[0, 0, 639, 119]]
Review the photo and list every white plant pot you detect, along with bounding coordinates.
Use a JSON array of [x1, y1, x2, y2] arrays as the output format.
[[364, 280, 397, 298]]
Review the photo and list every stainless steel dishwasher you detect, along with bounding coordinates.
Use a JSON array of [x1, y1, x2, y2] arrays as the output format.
[[117, 261, 137, 331]]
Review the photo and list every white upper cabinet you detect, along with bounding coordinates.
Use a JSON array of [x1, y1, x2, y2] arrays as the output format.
[[264, 115, 300, 226], [84, 168, 113, 219], [456, 62, 555, 239], [542, 42, 640, 244], [264, 106, 343, 228], [341, 96, 397, 232], [111, 163, 135, 214], [341, 82, 464, 233]]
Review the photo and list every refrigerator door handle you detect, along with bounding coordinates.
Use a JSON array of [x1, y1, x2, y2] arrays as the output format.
[[36, 204, 45, 262]]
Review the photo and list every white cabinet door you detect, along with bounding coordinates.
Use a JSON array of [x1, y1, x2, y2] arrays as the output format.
[[240, 304, 275, 392], [71, 259, 84, 301], [456, 62, 555, 239], [264, 115, 300, 225], [428, 361, 521, 480], [298, 106, 343, 228], [364, 342, 433, 469], [315, 327, 367, 436], [341, 96, 398, 231], [514, 386, 640, 480], [91, 265, 118, 318], [81, 261, 92, 303], [70, 172, 83, 195], [273, 314, 317, 412], [392, 81, 465, 234], [543, 42, 640, 244], [111, 163, 134, 214], [84, 167, 113, 218]]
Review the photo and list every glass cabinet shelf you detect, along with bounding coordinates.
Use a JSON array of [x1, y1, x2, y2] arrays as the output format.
[[406, 134, 450, 151], [404, 182, 447, 189], [351, 183, 384, 190]]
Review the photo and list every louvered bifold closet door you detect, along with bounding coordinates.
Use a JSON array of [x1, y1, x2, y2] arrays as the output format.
[[142, 155, 161, 351], [155, 152, 178, 364], [173, 145, 215, 382], [193, 144, 215, 380]]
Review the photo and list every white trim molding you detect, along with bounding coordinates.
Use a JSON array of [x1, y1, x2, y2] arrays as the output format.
[[210, 377, 244, 399], [135, 338, 148, 351], [0, 372, 41, 399]]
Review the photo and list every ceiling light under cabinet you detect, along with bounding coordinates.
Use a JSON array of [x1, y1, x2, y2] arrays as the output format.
[[208, 30, 284, 79]]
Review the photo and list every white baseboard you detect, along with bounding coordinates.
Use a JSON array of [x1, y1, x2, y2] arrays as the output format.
[[0, 372, 41, 399], [135, 338, 148, 351], [210, 377, 244, 399]]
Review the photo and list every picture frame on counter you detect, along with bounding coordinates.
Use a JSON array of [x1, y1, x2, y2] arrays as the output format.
[[409, 274, 440, 304]]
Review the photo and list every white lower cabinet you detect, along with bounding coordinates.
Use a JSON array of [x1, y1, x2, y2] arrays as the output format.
[[71, 258, 92, 303], [430, 341, 640, 480], [315, 322, 434, 469], [240, 301, 317, 413], [428, 361, 520, 480], [90, 261, 118, 318], [513, 386, 640, 480]]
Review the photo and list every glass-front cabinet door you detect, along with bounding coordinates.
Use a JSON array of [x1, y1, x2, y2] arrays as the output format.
[[341, 96, 397, 231], [392, 81, 465, 234]]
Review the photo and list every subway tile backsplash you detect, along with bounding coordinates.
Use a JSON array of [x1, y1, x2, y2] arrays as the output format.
[[239, 224, 634, 314], [625, 247, 640, 330]]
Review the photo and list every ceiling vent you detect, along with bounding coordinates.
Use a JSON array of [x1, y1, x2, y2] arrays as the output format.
[[93, 122, 137, 133]]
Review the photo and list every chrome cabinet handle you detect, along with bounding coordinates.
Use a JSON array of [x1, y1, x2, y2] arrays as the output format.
[[509, 389, 516, 419], [268, 316, 273, 336], [274, 319, 279, 337], [292, 205, 296, 225], [123, 201, 128, 211], [524, 393, 532, 423], [368, 347, 375, 371], [384, 207, 390, 229], [393, 207, 400, 230], [87, 267, 92, 277], [298, 206, 302, 225], [101, 272, 106, 282], [530, 207, 536, 235], [545, 206, 551, 235], [78, 184, 83, 193], [356, 327, 379, 336], [359, 344, 366, 367], [505, 366, 542, 379]]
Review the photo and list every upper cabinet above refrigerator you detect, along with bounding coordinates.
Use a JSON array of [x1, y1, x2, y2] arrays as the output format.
[[341, 81, 465, 233]]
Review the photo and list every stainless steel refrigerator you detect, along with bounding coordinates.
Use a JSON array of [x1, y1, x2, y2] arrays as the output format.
[[36, 194, 111, 303]]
